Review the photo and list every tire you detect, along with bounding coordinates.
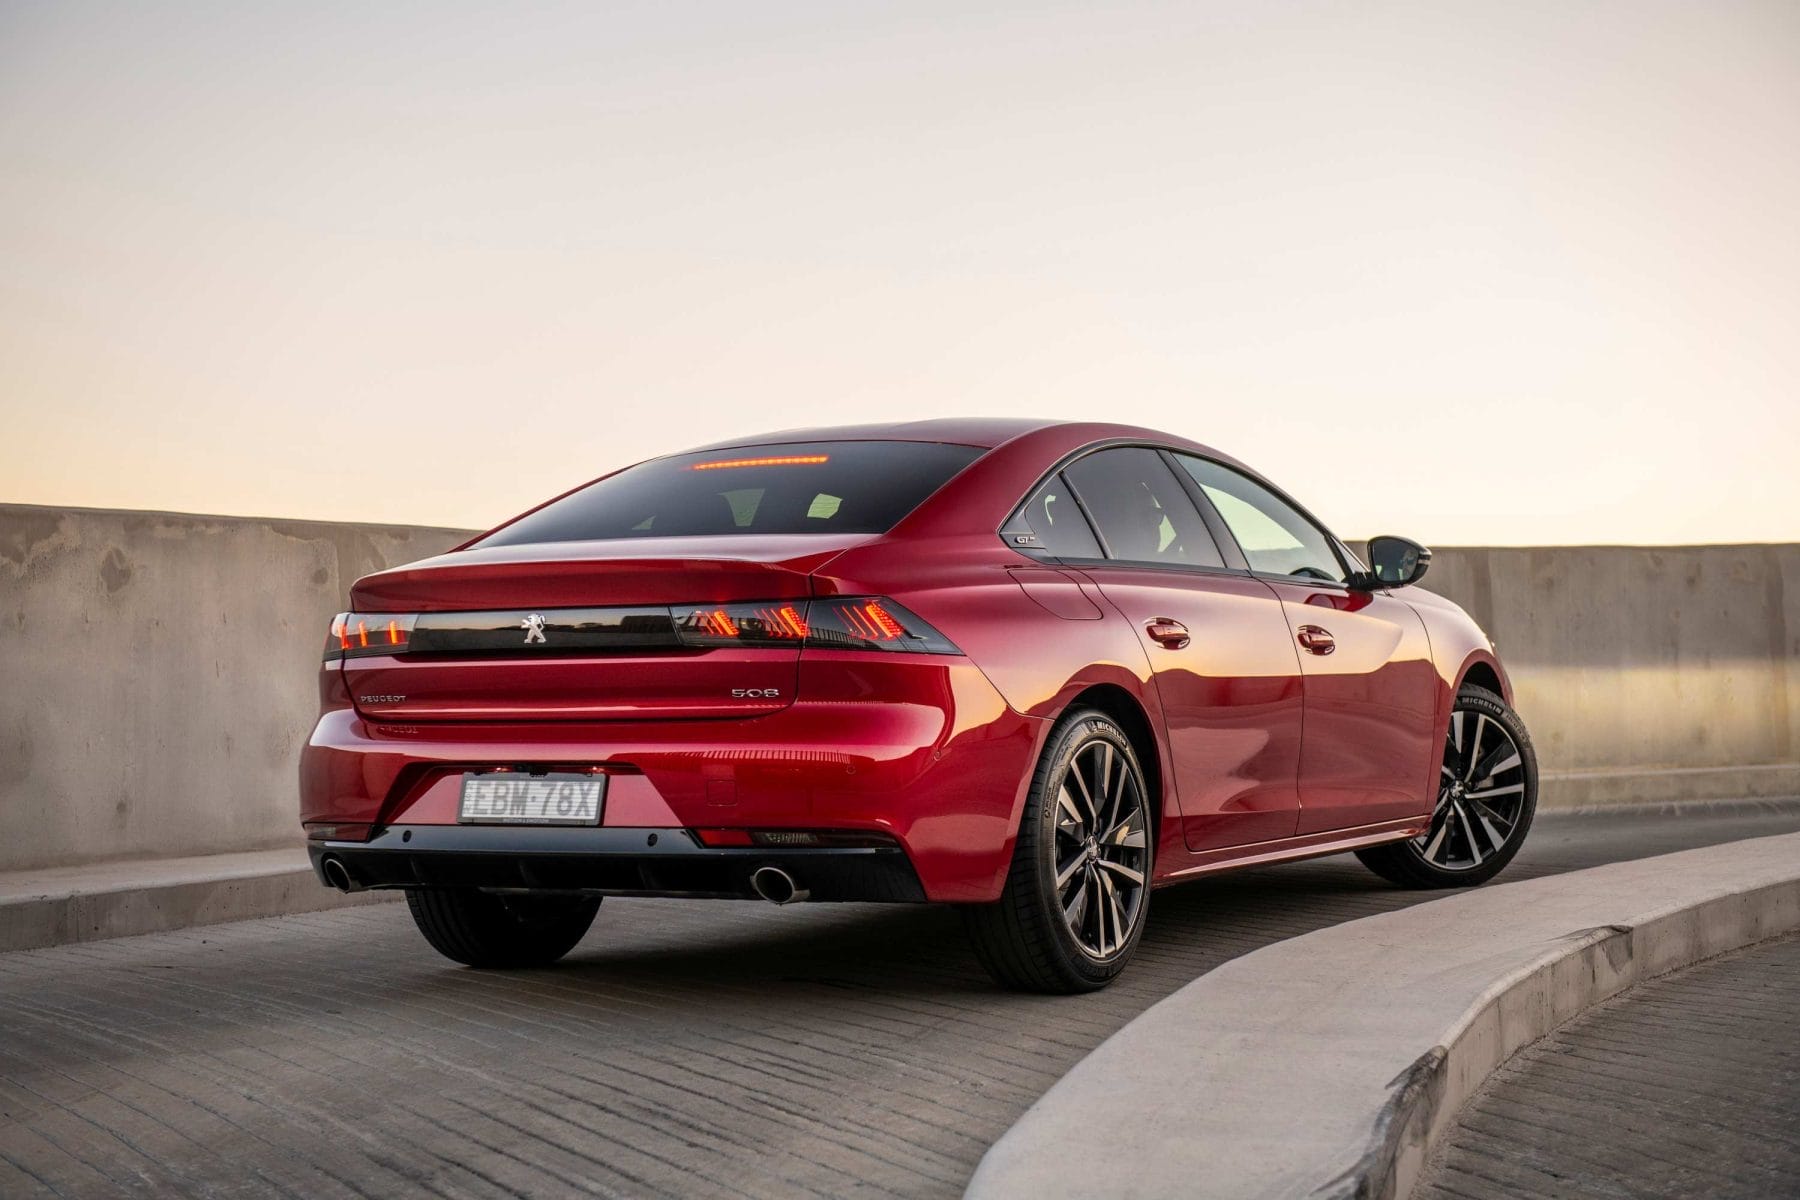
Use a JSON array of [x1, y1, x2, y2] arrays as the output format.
[[963, 708, 1155, 993], [1356, 684, 1538, 889], [405, 889, 601, 968]]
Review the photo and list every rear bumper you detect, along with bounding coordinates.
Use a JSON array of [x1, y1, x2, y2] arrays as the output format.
[[311, 825, 927, 902], [299, 654, 1046, 902]]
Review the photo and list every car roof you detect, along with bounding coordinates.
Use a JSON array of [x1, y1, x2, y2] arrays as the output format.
[[465, 417, 1281, 550], [678, 417, 1236, 462], [679, 417, 1055, 452]]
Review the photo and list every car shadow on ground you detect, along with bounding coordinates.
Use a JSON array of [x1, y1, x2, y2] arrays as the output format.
[[539, 856, 1405, 1003]]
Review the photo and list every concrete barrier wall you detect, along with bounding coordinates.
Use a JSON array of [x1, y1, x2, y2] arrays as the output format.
[[1414, 544, 1800, 806], [1, 505, 468, 872], [2, 504, 1795, 871]]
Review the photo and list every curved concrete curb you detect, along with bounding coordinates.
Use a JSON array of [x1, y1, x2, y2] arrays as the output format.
[[0, 849, 397, 953], [964, 831, 1800, 1200]]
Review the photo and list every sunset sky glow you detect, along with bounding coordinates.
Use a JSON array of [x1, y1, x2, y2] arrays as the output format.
[[3, 1, 1797, 545]]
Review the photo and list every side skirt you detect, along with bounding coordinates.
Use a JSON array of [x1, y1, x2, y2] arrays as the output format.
[[1154, 817, 1428, 886]]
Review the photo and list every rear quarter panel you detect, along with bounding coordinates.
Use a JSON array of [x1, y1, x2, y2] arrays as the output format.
[[816, 532, 1187, 881]]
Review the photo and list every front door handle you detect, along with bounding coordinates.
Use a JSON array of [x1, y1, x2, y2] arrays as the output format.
[[1297, 624, 1336, 655], [1145, 618, 1190, 650]]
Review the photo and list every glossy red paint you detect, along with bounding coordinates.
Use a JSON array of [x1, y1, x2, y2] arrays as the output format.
[[1071, 563, 1304, 852], [304, 653, 1039, 901], [300, 418, 1511, 905], [1266, 581, 1441, 834]]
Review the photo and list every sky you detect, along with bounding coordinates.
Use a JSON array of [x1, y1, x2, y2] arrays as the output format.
[[2, 1, 1797, 545]]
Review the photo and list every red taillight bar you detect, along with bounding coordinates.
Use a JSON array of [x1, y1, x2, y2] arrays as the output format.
[[322, 597, 958, 660], [691, 608, 740, 638], [324, 612, 416, 661], [674, 597, 956, 653], [760, 604, 809, 639], [836, 600, 906, 642]]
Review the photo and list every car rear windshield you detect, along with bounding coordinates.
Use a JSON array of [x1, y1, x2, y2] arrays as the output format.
[[477, 440, 986, 546]]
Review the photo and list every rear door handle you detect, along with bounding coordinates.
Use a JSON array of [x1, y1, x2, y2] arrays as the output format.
[[1297, 624, 1336, 655], [1145, 618, 1190, 650]]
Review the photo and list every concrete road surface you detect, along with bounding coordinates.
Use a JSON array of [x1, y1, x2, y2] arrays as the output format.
[[1418, 931, 1800, 1199], [3, 801, 1798, 1200]]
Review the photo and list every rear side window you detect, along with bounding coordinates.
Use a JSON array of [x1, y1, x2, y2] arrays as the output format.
[[479, 441, 984, 546], [1016, 475, 1104, 558], [1062, 448, 1225, 568]]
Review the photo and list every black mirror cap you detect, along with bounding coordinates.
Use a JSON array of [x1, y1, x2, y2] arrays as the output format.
[[1351, 535, 1432, 590]]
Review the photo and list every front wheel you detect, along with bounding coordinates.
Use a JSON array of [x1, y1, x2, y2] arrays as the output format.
[[406, 889, 601, 968], [963, 708, 1155, 993], [1356, 683, 1538, 888]]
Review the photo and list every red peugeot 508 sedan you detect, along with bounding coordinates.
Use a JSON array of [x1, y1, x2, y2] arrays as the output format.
[[302, 419, 1536, 992]]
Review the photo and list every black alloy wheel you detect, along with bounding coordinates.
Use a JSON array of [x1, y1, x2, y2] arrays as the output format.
[[1356, 684, 1538, 889], [963, 709, 1154, 992]]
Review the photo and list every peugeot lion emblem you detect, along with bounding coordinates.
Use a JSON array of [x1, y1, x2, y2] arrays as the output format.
[[521, 613, 548, 644]]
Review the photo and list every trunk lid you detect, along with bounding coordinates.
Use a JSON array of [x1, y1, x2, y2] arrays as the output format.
[[343, 535, 864, 722]]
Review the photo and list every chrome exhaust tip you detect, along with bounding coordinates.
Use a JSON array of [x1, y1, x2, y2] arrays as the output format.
[[320, 855, 357, 893], [750, 865, 809, 906]]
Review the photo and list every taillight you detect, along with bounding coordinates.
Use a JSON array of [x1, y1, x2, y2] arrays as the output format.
[[674, 597, 957, 654], [324, 612, 418, 660], [817, 598, 906, 644], [806, 597, 958, 652], [675, 603, 811, 647]]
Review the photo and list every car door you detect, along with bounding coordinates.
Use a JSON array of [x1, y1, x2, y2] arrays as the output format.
[[1172, 454, 1439, 834], [1056, 447, 1305, 852]]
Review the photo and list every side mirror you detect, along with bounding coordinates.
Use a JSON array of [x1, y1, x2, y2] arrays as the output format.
[[1350, 535, 1431, 590]]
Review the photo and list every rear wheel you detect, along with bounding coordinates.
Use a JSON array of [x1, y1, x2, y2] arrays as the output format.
[[405, 889, 601, 968], [963, 708, 1154, 993], [1356, 684, 1537, 888]]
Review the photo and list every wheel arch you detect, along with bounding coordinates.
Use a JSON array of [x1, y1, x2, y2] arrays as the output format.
[[1454, 651, 1512, 706], [1060, 682, 1167, 852]]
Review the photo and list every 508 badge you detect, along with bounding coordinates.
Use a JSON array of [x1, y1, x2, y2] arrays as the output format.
[[731, 688, 781, 698]]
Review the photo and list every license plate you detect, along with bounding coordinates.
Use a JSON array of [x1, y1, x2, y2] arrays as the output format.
[[458, 772, 606, 825]]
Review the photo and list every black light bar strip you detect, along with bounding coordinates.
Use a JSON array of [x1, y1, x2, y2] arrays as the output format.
[[406, 607, 680, 655]]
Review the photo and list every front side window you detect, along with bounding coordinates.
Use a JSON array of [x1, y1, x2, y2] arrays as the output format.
[[1175, 455, 1346, 582], [478, 441, 984, 546], [1062, 448, 1224, 568]]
